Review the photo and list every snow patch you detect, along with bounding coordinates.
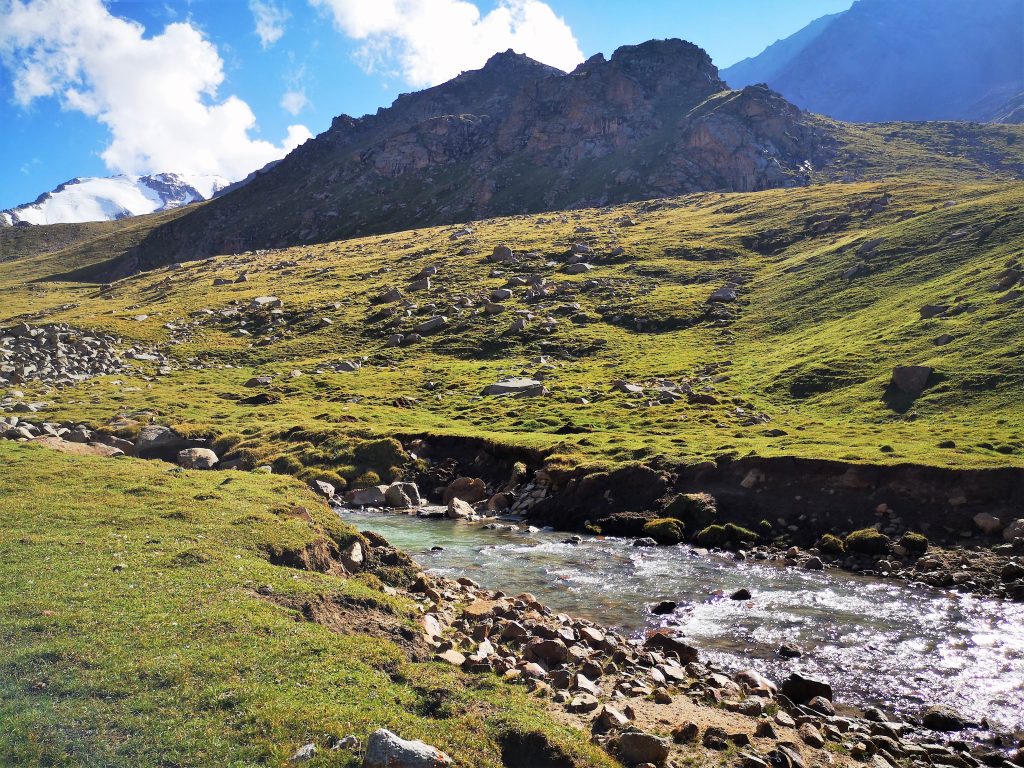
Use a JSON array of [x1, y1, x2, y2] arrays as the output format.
[[1, 172, 230, 226]]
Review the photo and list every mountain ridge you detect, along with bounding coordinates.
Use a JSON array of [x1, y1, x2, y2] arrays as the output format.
[[103, 38, 837, 277]]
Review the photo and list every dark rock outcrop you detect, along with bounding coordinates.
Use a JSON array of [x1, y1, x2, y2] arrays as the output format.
[[96, 39, 834, 278]]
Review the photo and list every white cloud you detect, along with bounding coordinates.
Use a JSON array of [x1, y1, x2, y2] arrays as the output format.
[[281, 89, 311, 115], [310, 0, 583, 87], [250, 0, 289, 49], [0, 0, 312, 182]]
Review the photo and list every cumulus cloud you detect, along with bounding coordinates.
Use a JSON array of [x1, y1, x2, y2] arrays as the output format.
[[281, 89, 311, 115], [250, 0, 289, 49], [311, 0, 584, 86], [0, 0, 312, 182]]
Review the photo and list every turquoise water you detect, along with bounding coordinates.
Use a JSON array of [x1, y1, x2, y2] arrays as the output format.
[[339, 507, 1024, 734]]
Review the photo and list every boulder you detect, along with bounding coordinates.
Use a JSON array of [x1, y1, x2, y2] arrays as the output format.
[[781, 672, 832, 704], [594, 704, 630, 731], [385, 482, 421, 508], [616, 731, 670, 765], [30, 436, 124, 458], [564, 263, 593, 275], [891, 365, 932, 395], [973, 513, 1004, 536], [347, 485, 388, 506], [446, 497, 475, 519], [482, 378, 546, 397], [135, 424, 187, 457], [415, 316, 447, 335], [309, 479, 335, 499], [527, 638, 568, 665], [643, 631, 699, 663], [709, 286, 737, 302], [340, 540, 364, 572], [443, 477, 487, 504], [1004, 519, 1024, 542], [363, 728, 452, 768], [919, 304, 947, 319], [177, 448, 219, 470], [922, 705, 970, 731], [490, 245, 515, 262]]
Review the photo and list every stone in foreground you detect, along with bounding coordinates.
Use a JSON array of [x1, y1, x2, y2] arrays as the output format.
[[177, 447, 219, 470], [615, 730, 670, 765], [363, 728, 452, 767]]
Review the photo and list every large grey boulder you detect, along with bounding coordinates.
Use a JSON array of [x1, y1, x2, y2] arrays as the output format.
[[1004, 518, 1024, 542], [973, 512, 1003, 536], [177, 448, 219, 470], [416, 316, 447, 335], [135, 425, 187, 456], [490, 244, 515, 262], [347, 485, 388, 507], [891, 365, 932, 395], [709, 286, 737, 302], [446, 497, 475, 519], [482, 378, 546, 397], [309, 479, 335, 499], [385, 482, 421, 508], [363, 729, 452, 767], [616, 731, 670, 765], [781, 672, 833, 703]]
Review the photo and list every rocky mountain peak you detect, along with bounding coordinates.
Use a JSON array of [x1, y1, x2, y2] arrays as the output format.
[[103, 37, 837, 277], [607, 38, 722, 91]]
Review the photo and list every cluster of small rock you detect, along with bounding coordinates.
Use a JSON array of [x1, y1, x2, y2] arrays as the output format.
[[404, 572, 1007, 768], [331, 473, 549, 521], [0, 418, 221, 470], [0, 322, 167, 387]]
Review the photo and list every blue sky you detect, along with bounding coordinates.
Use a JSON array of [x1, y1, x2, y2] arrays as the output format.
[[0, 0, 852, 210]]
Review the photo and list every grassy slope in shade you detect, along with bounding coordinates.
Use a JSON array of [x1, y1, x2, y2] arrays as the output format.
[[0, 441, 613, 767]]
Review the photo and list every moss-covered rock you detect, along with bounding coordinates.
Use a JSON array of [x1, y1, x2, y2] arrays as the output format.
[[594, 512, 649, 537], [815, 533, 847, 555], [898, 531, 929, 556], [845, 528, 891, 555], [694, 523, 757, 548], [351, 470, 382, 489], [271, 454, 303, 475], [353, 438, 409, 473], [641, 518, 686, 545], [663, 492, 717, 530]]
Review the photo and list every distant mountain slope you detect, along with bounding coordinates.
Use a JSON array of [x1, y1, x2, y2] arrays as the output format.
[[721, 0, 1024, 123], [0, 173, 228, 227], [106, 39, 838, 277], [721, 11, 845, 91]]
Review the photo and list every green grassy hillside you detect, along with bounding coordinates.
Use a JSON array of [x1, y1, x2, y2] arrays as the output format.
[[0, 441, 612, 767], [1, 178, 1021, 482]]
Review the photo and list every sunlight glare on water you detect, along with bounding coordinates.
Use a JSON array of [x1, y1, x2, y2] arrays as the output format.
[[339, 508, 1024, 732]]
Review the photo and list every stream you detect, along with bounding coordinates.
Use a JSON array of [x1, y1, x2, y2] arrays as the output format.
[[337, 506, 1024, 735]]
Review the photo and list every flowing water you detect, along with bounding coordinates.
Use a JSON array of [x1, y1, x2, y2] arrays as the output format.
[[338, 507, 1024, 734]]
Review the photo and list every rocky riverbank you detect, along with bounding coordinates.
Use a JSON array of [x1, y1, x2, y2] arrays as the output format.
[[369, 558, 1024, 768]]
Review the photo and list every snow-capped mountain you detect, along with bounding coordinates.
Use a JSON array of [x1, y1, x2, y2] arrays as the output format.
[[0, 172, 230, 226]]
